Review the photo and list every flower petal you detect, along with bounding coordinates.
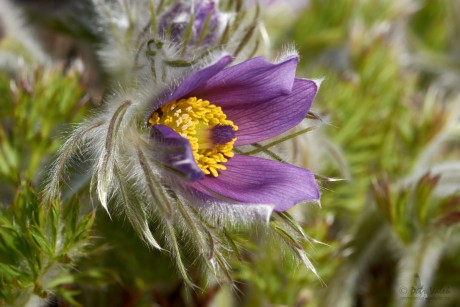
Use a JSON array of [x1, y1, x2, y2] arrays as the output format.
[[189, 154, 319, 212], [190, 55, 299, 107], [194, 1, 220, 42], [150, 125, 203, 181], [228, 78, 318, 145], [167, 55, 233, 103]]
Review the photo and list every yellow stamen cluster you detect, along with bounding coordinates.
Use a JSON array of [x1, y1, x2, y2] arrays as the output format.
[[149, 97, 238, 177]]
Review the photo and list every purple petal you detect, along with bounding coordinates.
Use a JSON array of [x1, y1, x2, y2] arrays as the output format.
[[167, 55, 233, 103], [150, 125, 203, 181], [228, 78, 318, 145], [194, 1, 219, 41], [158, 1, 221, 46], [189, 154, 319, 211], [190, 56, 299, 107], [158, 3, 185, 39]]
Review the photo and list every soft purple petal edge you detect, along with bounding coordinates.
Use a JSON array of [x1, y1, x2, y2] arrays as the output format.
[[228, 77, 318, 145], [189, 55, 299, 108], [167, 55, 233, 103], [150, 124, 204, 181], [189, 154, 320, 211]]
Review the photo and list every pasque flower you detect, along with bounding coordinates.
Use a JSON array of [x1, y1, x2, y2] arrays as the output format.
[[148, 54, 320, 212], [46, 0, 323, 283]]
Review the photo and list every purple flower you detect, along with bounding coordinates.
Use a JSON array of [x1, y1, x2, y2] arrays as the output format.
[[159, 0, 221, 47], [148, 55, 320, 212]]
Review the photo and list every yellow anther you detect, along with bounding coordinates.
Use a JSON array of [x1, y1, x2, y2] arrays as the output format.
[[149, 97, 238, 177]]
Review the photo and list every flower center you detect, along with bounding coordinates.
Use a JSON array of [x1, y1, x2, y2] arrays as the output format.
[[149, 97, 238, 177]]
